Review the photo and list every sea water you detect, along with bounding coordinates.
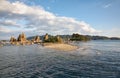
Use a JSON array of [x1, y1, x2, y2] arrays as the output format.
[[0, 40, 120, 78]]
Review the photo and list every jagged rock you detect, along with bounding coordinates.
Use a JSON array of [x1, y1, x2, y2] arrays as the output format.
[[44, 33, 49, 41], [56, 35, 63, 43], [9, 32, 35, 45], [10, 36, 16, 42], [17, 32, 27, 42], [10, 36, 17, 44], [34, 36, 41, 43]]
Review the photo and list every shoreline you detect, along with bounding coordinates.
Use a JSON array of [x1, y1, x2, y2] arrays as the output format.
[[0, 42, 78, 51], [43, 43, 78, 51]]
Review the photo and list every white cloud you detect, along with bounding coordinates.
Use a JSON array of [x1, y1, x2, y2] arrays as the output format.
[[0, 0, 99, 39], [0, 26, 12, 33], [0, 20, 20, 27], [100, 28, 120, 37], [103, 4, 111, 8]]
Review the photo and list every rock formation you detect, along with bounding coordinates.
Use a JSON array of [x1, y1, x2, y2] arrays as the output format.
[[34, 36, 41, 43], [10, 36, 17, 45], [8, 32, 64, 45], [17, 32, 27, 42], [44, 33, 49, 41], [10, 36, 16, 42], [9, 32, 32, 45], [56, 35, 63, 43]]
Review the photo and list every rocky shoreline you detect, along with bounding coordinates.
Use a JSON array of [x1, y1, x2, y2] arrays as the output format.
[[0, 33, 78, 51]]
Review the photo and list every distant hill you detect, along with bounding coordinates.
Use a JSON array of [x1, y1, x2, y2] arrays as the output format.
[[27, 35, 45, 41], [85, 35, 120, 40], [60, 34, 120, 40], [27, 34, 120, 41]]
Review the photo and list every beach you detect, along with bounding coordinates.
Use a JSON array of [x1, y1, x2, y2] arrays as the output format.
[[43, 43, 78, 51]]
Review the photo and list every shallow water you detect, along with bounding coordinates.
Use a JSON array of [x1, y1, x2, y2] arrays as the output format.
[[0, 40, 120, 78]]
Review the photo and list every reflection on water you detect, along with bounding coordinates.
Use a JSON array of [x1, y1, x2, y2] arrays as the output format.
[[0, 40, 120, 78]]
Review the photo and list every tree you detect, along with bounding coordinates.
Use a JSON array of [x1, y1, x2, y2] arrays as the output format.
[[70, 33, 90, 41]]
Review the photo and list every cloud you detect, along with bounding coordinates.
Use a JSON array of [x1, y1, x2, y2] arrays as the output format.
[[103, 4, 111, 8], [0, 26, 12, 33], [0, 0, 99, 39], [0, 20, 21, 27]]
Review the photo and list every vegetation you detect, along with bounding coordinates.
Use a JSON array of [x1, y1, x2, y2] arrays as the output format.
[[27, 33, 120, 42], [86, 35, 109, 40], [43, 34, 63, 43], [70, 33, 90, 41], [44, 36, 58, 43]]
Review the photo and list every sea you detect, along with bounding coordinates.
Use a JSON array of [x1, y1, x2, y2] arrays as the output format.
[[0, 40, 120, 78]]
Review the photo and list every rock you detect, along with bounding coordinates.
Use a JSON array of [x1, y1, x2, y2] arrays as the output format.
[[10, 36, 16, 42], [15, 42, 20, 46], [17, 32, 27, 42], [9, 32, 29, 45], [44, 33, 49, 41], [34, 35, 41, 43], [56, 35, 63, 43], [0, 42, 3, 47], [10, 36, 17, 44]]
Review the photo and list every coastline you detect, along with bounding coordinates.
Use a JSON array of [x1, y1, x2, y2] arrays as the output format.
[[43, 43, 78, 51]]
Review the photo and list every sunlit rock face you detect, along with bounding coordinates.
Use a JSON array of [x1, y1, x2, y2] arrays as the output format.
[[10, 36, 17, 45], [9, 33, 33, 45], [44, 33, 49, 41], [10, 36, 16, 42], [56, 35, 63, 43], [9, 32, 40, 45], [17, 32, 27, 43], [9, 33, 63, 45], [17, 33, 31, 45], [33, 36, 41, 43]]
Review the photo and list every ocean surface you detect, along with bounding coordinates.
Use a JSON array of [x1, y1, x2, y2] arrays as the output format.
[[0, 40, 120, 78]]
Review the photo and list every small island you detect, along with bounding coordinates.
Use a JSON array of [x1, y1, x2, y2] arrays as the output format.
[[42, 33, 78, 51], [1, 32, 120, 51], [4, 32, 78, 51]]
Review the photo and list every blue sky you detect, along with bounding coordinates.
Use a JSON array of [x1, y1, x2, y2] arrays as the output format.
[[31, 0, 120, 28], [0, 0, 120, 39]]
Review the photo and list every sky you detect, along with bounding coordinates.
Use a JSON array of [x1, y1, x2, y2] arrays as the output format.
[[0, 0, 120, 40]]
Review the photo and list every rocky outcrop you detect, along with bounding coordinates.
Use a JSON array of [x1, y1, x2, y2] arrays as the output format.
[[9, 32, 34, 45], [56, 35, 63, 43], [8, 33, 64, 46], [44, 33, 49, 41], [10, 36, 16, 42], [33, 36, 41, 43], [17, 32, 27, 42], [10, 36, 17, 44]]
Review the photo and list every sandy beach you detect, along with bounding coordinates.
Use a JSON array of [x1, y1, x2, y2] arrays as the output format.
[[43, 43, 78, 51]]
